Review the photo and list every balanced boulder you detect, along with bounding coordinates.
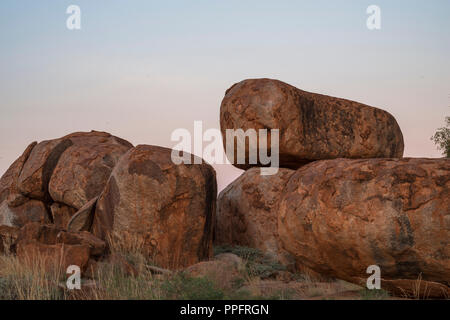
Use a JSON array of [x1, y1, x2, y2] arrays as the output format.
[[278, 158, 450, 297], [220, 78, 404, 169], [215, 167, 296, 269], [92, 145, 217, 269]]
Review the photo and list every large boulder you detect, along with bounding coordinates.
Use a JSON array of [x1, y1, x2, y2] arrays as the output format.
[[220, 78, 404, 169], [0, 131, 133, 229], [278, 158, 450, 297], [17, 131, 132, 208], [48, 131, 133, 210], [215, 167, 296, 269], [92, 145, 217, 269]]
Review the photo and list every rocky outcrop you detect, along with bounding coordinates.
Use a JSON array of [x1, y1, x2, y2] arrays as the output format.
[[0, 131, 133, 230], [48, 131, 133, 210], [92, 145, 217, 269], [278, 158, 450, 297], [1, 132, 218, 271], [215, 167, 296, 269], [17, 131, 132, 209], [220, 78, 404, 169], [0, 131, 127, 272]]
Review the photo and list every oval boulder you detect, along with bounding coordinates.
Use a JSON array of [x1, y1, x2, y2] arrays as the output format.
[[220, 78, 404, 169]]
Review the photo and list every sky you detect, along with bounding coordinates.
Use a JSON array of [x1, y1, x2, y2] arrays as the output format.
[[0, 0, 449, 191]]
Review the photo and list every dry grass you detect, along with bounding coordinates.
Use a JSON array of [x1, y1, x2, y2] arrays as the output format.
[[398, 274, 450, 300], [0, 242, 429, 300], [0, 252, 65, 300]]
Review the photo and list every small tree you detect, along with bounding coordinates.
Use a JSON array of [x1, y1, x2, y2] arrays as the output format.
[[431, 116, 450, 158]]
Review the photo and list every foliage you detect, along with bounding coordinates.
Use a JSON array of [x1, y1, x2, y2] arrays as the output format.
[[214, 245, 286, 278], [431, 116, 450, 157]]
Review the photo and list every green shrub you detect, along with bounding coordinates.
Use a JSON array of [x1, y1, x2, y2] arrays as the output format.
[[214, 245, 286, 278], [161, 272, 225, 300]]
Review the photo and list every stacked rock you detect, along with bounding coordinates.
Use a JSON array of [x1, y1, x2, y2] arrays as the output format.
[[216, 78, 449, 298]]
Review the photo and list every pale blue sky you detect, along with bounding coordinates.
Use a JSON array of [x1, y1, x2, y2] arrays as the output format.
[[1, 1, 449, 190]]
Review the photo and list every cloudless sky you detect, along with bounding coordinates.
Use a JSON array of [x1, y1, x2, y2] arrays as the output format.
[[1, 0, 449, 190]]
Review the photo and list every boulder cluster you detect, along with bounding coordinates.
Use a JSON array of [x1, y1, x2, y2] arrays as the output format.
[[0, 78, 448, 298], [216, 78, 449, 298], [0, 131, 216, 271]]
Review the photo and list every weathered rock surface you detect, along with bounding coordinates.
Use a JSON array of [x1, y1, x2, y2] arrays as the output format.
[[0, 199, 49, 227], [0, 142, 36, 205], [0, 225, 19, 254], [0, 131, 132, 230], [14, 222, 105, 272], [18, 138, 73, 201], [0, 142, 51, 228], [278, 158, 450, 297], [56, 230, 106, 257], [50, 203, 76, 230], [215, 167, 296, 269], [16, 131, 132, 209], [48, 131, 133, 209], [92, 145, 217, 269], [220, 78, 404, 169], [67, 196, 98, 232], [15, 222, 61, 245]]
